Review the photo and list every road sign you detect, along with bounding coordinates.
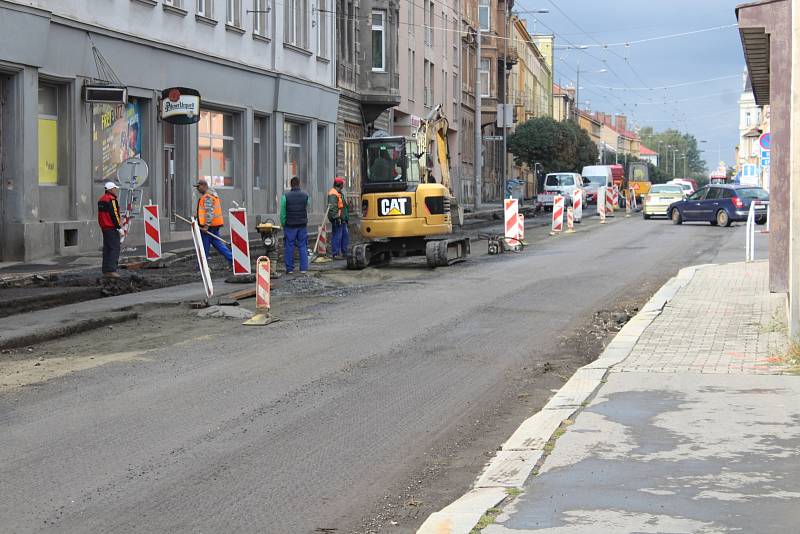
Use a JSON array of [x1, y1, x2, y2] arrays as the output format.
[[483, 135, 503, 141], [116, 157, 149, 188], [761, 149, 771, 168], [759, 132, 771, 151]]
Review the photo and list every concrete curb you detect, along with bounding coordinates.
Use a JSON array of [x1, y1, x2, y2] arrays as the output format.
[[416, 263, 710, 534], [0, 311, 139, 351]]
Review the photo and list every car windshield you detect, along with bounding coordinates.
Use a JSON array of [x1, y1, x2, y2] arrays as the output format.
[[584, 175, 607, 186], [546, 174, 575, 186], [651, 185, 683, 194], [736, 188, 769, 200], [678, 183, 692, 191]]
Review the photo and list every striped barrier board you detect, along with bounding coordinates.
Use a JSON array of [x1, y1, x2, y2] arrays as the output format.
[[606, 187, 615, 217], [598, 187, 607, 224], [518, 213, 525, 242], [573, 189, 583, 223], [566, 206, 575, 233], [143, 204, 161, 261], [229, 208, 251, 275], [551, 195, 564, 234], [190, 217, 214, 299], [256, 256, 271, 310], [504, 198, 519, 240]]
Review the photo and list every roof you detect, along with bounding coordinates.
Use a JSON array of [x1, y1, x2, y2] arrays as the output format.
[[639, 146, 657, 156]]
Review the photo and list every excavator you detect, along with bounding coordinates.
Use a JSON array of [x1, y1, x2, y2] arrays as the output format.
[[346, 105, 470, 269]]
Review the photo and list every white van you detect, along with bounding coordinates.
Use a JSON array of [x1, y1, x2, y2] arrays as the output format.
[[581, 165, 613, 204]]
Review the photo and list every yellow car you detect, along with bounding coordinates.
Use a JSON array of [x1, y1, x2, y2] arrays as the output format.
[[643, 184, 685, 219]]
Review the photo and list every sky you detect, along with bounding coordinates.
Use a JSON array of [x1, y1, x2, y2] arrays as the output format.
[[519, 0, 747, 171]]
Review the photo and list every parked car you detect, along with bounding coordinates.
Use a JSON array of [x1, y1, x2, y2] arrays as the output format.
[[667, 179, 695, 195], [538, 172, 584, 209], [668, 184, 769, 227], [581, 165, 613, 204], [642, 184, 685, 219]]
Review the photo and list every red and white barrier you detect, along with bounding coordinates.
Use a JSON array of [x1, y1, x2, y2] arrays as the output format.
[[229, 208, 251, 275], [504, 199, 520, 240], [143, 204, 161, 261], [598, 187, 607, 224], [518, 213, 525, 241], [606, 187, 615, 217], [573, 189, 583, 223], [612, 187, 619, 208], [566, 207, 575, 233], [190, 217, 214, 299], [551, 195, 564, 234], [244, 256, 275, 325]]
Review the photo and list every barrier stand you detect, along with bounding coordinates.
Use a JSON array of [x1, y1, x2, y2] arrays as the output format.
[[517, 213, 526, 244], [143, 203, 162, 261], [573, 189, 583, 223], [311, 207, 333, 263], [504, 198, 520, 247], [625, 190, 632, 218], [550, 195, 564, 235], [598, 187, 607, 224], [189, 217, 214, 300], [606, 187, 616, 217], [613, 187, 620, 209], [566, 207, 575, 234], [243, 256, 278, 326], [229, 207, 252, 275], [629, 188, 639, 211]]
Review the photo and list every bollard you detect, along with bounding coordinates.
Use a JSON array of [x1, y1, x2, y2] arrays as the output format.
[[625, 190, 632, 218], [566, 207, 575, 234], [745, 203, 756, 262], [598, 187, 607, 224], [550, 195, 564, 235], [243, 256, 277, 325], [143, 204, 162, 261]]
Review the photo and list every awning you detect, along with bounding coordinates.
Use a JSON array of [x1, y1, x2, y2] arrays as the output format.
[[736, 3, 771, 106]]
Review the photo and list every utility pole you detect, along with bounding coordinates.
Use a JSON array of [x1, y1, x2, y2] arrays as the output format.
[[683, 154, 688, 177], [501, 6, 510, 198], [673, 149, 678, 178], [474, 26, 482, 209]]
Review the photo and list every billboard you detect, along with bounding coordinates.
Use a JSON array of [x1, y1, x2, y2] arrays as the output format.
[[92, 99, 142, 183]]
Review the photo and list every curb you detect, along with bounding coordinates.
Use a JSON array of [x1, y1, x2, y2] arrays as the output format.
[[0, 311, 139, 351], [417, 263, 710, 534]]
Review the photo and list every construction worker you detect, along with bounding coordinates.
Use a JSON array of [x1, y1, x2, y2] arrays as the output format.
[[280, 176, 310, 274], [195, 178, 233, 266], [328, 176, 350, 259], [97, 181, 123, 278]]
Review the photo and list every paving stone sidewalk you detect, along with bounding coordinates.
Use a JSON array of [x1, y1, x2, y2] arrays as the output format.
[[478, 261, 800, 534]]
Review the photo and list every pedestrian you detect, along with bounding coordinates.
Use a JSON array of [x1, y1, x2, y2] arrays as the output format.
[[328, 176, 350, 259], [195, 178, 233, 267], [280, 176, 310, 274], [98, 181, 123, 278]]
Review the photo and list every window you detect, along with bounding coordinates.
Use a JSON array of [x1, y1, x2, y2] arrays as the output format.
[[705, 187, 721, 200], [745, 111, 751, 127], [164, 0, 183, 7], [92, 99, 144, 183], [317, 0, 328, 57], [407, 0, 414, 34], [253, 0, 268, 35], [478, 0, 489, 31], [442, 68, 447, 109], [198, 110, 236, 188], [407, 49, 413, 98], [284, 121, 307, 191], [38, 85, 60, 185], [424, 1, 432, 46], [372, 10, 385, 71], [479, 58, 490, 97], [197, 0, 212, 17], [424, 60, 434, 107], [343, 122, 363, 192], [253, 116, 271, 192], [227, 0, 241, 26], [410, 50, 416, 100], [284, 0, 308, 48]]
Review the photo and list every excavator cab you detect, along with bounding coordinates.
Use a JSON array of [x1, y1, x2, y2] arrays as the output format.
[[361, 137, 421, 194]]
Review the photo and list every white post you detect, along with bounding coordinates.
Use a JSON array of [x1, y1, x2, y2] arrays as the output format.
[[746, 203, 755, 262]]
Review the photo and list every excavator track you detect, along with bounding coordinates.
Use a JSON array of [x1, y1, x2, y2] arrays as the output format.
[[425, 238, 470, 268]]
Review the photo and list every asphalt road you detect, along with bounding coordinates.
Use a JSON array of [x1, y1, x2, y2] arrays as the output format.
[[0, 215, 755, 533]]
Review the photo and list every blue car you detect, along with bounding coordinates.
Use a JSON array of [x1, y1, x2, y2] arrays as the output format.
[[668, 184, 769, 227]]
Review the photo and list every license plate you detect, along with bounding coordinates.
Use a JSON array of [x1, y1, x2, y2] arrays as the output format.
[[755, 204, 766, 210]]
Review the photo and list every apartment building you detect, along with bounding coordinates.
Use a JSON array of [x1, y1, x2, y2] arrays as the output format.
[[394, 0, 477, 206], [334, 0, 400, 206], [553, 83, 575, 122], [0, 0, 337, 261]]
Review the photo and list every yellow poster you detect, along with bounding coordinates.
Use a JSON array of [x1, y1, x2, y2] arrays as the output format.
[[38, 118, 58, 185]]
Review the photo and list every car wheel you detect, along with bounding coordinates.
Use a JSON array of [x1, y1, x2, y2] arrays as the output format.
[[710, 219, 718, 226], [716, 210, 731, 227], [643, 212, 650, 220], [671, 209, 682, 225], [756, 218, 767, 226]]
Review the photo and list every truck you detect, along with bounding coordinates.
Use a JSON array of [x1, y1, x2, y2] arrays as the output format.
[[627, 162, 652, 204]]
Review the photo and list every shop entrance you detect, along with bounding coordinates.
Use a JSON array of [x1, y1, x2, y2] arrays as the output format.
[[163, 122, 191, 229]]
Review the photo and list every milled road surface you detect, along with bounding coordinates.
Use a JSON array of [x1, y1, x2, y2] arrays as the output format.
[[0, 216, 747, 533]]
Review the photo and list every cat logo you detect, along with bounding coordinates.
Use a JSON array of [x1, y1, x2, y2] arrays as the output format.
[[379, 197, 412, 216]]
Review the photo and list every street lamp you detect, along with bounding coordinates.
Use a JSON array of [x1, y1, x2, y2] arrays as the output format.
[[666, 144, 672, 175], [575, 66, 607, 121]]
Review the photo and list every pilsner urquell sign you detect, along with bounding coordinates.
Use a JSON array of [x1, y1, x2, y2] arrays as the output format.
[[160, 87, 201, 125]]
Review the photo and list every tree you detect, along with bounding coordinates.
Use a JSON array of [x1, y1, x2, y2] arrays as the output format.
[[638, 127, 708, 181], [508, 117, 598, 174]]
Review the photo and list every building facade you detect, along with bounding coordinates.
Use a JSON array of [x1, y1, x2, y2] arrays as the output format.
[[553, 83, 575, 122], [334, 0, 400, 209], [737, 68, 767, 169], [0, 0, 338, 261]]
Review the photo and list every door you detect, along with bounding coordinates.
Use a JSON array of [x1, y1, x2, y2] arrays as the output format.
[[699, 186, 721, 221], [683, 188, 707, 221], [163, 145, 175, 225], [0, 76, 5, 261]]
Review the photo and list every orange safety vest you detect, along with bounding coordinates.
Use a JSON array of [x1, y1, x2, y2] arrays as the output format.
[[197, 192, 224, 226], [328, 187, 344, 214]]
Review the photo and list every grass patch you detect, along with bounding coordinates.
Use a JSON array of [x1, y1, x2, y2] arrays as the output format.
[[470, 508, 502, 533], [504, 487, 523, 496]]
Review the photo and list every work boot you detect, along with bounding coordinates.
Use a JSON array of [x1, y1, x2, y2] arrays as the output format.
[[103, 272, 121, 279]]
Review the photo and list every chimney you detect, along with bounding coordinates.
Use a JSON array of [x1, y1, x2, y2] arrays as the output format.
[[615, 115, 627, 132]]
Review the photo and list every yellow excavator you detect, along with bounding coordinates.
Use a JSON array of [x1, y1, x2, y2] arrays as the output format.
[[347, 105, 470, 269]]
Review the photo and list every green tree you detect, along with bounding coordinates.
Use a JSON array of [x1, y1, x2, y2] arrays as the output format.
[[638, 127, 708, 181], [508, 117, 598, 174]]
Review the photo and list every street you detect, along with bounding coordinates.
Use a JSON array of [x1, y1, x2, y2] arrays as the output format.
[[0, 216, 755, 533]]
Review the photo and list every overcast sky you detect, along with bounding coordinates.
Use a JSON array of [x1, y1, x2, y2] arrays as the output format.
[[521, 0, 746, 170]]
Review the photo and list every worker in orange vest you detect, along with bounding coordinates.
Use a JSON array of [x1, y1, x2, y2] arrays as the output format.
[[327, 176, 350, 259], [195, 178, 233, 265]]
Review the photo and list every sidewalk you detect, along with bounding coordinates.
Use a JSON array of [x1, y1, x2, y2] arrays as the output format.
[[420, 261, 799, 533]]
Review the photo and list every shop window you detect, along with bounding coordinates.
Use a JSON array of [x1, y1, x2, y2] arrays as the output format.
[[253, 0, 269, 36], [371, 10, 385, 71], [198, 110, 236, 188], [38, 85, 60, 185], [283, 121, 307, 192], [253, 116, 270, 190], [91, 98, 144, 183]]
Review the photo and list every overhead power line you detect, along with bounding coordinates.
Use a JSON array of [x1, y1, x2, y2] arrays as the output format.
[[587, 74, 742, 91], [553, 23, 739, 50]]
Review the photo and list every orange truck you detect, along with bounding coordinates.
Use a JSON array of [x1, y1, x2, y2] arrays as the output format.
[[627, 162, 651, 204]]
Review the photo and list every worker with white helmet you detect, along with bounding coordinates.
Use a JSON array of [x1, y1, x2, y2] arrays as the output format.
[[97, 181, 123, 278]]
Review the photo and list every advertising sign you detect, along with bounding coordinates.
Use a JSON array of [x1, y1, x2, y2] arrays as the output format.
[[160, 87, 201, 125], [92, 99, 142, 183], [38, 118, 58, 185]]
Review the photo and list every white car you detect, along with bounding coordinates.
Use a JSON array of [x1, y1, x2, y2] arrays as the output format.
[[667, 179, 695, 195], [539, 173, 585, 209]]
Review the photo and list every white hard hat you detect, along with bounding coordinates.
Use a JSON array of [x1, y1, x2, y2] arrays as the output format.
[[104, 181, 119, 190]]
